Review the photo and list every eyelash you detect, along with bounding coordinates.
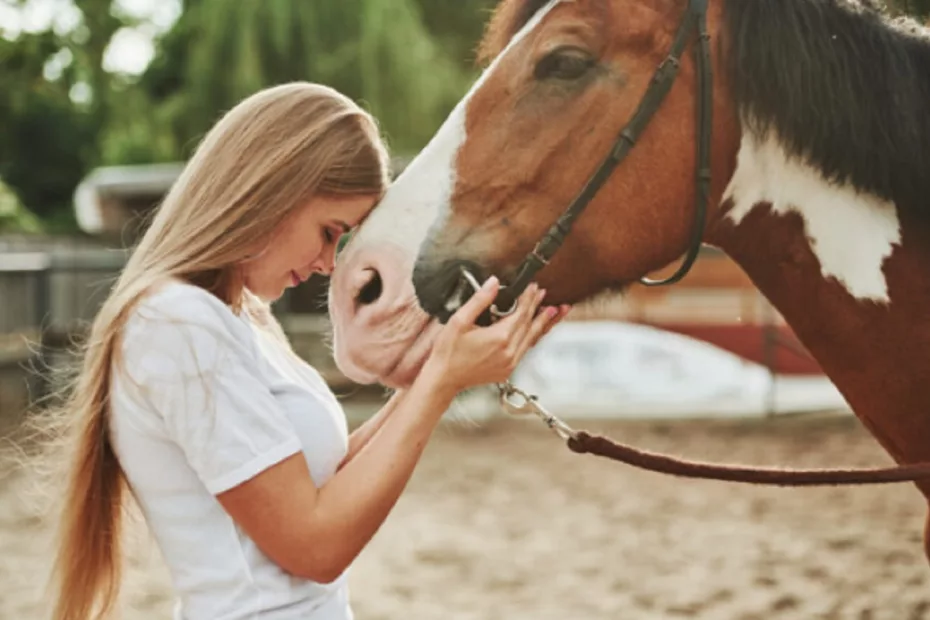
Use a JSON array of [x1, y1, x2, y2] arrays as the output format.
[[324, 228, 335, 243]]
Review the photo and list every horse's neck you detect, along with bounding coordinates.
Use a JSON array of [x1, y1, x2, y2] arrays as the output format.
[[708, 149, 930, 478]]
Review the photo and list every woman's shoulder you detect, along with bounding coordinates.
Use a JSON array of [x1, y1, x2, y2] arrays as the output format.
[[122, 278, 255, 356], [131, 279, 242, 326]]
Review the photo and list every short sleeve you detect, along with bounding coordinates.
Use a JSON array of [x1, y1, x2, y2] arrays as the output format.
[[119, 284, 303, 494]]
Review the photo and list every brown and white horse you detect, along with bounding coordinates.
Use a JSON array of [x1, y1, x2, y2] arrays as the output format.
[[328, 0, 930, 555]]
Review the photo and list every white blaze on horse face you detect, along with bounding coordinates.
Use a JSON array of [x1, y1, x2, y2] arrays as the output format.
[[723, 129, 901, 303], [348, 0, 564, 261]]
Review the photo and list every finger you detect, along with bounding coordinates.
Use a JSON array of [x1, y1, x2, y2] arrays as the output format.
[[497, 283, 544, 331], [449, 275, 500, 328], [522, 303, 570, 352], [488, 282, 536, 335], [473, 284, 540, 366], [513, 294, 557, 354], [514, 284, 544, 327], [513, 305, 558, 361], [498, 284, 544, 348], [537, 304, 571, 340]]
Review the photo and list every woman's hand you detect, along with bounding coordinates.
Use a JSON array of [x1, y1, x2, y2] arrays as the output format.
[[420, 276, 569, 396]]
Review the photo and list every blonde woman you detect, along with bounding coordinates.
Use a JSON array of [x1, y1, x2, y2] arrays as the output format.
[[46, 82, 567, 620]]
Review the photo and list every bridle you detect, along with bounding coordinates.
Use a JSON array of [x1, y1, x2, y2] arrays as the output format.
[[485, 0, 713, 319], [458, 0, 930, 487]]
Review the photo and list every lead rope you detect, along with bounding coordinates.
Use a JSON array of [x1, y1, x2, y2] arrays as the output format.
[[496, 381, 930, 487], [462, 268, 930, 487]]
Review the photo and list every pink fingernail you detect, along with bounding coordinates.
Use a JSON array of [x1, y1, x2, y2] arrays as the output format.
[[546, 306, 558, 317]]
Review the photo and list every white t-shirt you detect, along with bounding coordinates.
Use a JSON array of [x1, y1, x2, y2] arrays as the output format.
[[109, 279, 353, 620]]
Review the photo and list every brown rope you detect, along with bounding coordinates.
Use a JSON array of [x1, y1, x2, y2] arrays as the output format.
[[566, 431, 930, 486]]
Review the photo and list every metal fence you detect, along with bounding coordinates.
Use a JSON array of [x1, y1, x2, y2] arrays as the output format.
[[0, 245, 346, 416], [0, 248, 129, 404], [1, 250, 124, 332]]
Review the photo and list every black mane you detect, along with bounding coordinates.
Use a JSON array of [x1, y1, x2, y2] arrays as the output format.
[[723, 0, 930, 216]]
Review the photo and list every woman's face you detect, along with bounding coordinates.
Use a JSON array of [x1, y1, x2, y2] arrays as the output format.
[[242, 194, 377, 301]]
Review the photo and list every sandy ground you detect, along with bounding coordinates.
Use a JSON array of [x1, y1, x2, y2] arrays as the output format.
[[2, 406, 930, 620]]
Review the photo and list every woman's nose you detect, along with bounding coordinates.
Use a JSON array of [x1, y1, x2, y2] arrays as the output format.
[[323, 246, 337, 274], [314, 249, 336, 276]]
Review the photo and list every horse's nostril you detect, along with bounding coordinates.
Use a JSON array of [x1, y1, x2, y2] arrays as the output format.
[[356, 269, 383, 306]]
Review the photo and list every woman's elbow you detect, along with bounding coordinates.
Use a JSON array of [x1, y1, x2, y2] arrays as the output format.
[[279, 546, 349, 584], [304, 565, 347, 585]]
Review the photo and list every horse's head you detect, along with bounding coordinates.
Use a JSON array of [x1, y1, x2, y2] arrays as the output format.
[[329, 0, 736, 388]]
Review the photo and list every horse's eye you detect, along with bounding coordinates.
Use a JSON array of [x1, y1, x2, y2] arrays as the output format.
[[534, 48, 595, 81]]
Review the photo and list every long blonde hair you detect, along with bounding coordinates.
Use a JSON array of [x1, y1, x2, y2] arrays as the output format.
[[44, 81, 390, 620]]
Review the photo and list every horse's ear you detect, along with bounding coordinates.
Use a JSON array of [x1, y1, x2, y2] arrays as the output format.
[[477, 0, 554, 66]]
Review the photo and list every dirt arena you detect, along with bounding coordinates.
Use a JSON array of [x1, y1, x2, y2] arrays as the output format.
[[2, 405, 929, 619]]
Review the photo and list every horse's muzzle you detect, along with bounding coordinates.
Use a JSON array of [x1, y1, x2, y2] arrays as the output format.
[[412, 257, 519, 326]]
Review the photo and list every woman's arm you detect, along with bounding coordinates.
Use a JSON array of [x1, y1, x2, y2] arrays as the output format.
[[216, 367, 454, 583], [215, 279, 559, 583], [337, 389, 405, 472]]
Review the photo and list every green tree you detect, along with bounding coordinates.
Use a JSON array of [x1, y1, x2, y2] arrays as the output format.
[[0, 0, 131, 227], [0, 32, 95, 222], [413, 0, 498, 70], [133, 0, 478, 162], [0, 176, 43, 233]]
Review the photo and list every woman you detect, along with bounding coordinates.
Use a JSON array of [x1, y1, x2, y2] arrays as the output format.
[[46, 81, 568, 620]]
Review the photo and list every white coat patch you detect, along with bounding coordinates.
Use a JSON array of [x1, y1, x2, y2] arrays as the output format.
[[723, 129, 901, 303]]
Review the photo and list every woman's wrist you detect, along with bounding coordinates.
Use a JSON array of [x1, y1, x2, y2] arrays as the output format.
[[411, 359, 460, 410]]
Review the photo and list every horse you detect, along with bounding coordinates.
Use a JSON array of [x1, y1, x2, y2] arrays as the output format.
[[327, 0, 930, 560]]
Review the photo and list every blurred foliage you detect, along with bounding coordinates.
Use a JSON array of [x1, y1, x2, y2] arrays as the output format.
[[0, 0, 496, 231], [0, 31, 94, 222], [0, 176, 43, 233], [128, 0, 496, 161], [895, 0, 930, 18], [0, 0, 926, 233]]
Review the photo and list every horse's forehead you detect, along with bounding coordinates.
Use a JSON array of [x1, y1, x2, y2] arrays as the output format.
[[457, 0, 570, 144], [452, 0, 565, 156], [480, 0, 576, 62], [347, 1, 565, 251], [473, 0, 565, 90]]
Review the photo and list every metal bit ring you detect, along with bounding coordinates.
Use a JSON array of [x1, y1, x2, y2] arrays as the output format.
[[490, 300, 517, 318], [459, 267, 484, 295], [459, 267, 517, 320]]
